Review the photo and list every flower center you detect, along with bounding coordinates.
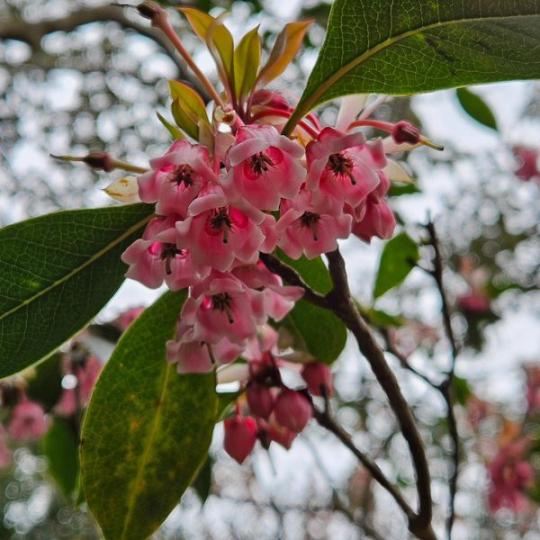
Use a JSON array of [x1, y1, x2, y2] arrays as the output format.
[[327, 153, 356, 184], [300, 211, 320, 241], [208, 208, 233, 243], [170, 164, 194, 186], [160, 243, 182, 275], [249, 152, 274, 176], [211, 292, 234, 323]]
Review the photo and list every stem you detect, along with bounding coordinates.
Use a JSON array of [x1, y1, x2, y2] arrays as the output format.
[[150, 7, 225, 109], [251, 108, 320, 139], [324, 249, 435, 539]]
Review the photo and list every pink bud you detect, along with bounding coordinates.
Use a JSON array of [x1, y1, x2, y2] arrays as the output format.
[[247, 384, 275, 419], [391, 121, 420, 145], [223, 416, 258, 464], [274, 390, 312, 433], [302, 363, 333, 397]]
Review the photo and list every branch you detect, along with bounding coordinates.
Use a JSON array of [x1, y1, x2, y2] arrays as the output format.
[[324, 249, 435, 540], [423, 220, 460, 540], [0, 6, 207, 98], [259, 253, 329, 309]]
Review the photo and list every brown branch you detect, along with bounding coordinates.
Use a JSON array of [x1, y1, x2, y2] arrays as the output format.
[[423, 220, 460, 540], [0, 5, 207, 98], [324, 249, 436, 540]]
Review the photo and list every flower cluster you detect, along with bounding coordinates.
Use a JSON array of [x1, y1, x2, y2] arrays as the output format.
[[121, 93, 405, 376]]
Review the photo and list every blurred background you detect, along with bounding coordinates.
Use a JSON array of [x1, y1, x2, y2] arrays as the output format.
[[0, 0, 539, 539]]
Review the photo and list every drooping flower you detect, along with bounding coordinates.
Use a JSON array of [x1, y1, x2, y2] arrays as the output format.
[[306, 127, 381, 215], [302, 362, 333, 397], [138, 140, 217, 217], [513, 146, 540, 182], [224, 124, 305, 212], [247, 384, 275, 420], [277, 188, 352, 259], [224, 414, 258, 464], [122, 215, 208, 289], [8, 396, 49, 441], [273, 389, 312, 433]]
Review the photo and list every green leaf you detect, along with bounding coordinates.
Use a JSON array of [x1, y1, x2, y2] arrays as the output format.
[[373, 232, 419, 299], [25, 352, 63, 411], [191, 455, 213, 504], [81, 292, 218, 540], [156, 112, 185, 140], [285, 0, 540, 133], [365, 308, 405, 328], [0, 204, 153, 379], [388, 183, 421, 197], [256, 20, 313, 88], [234, 27, 261, 102], [456, 87, 498, 130], [44, 417, 79, 498], [277, 252, 347, 364], [169, 80, 209, 141], [452, 376, 472, 406]]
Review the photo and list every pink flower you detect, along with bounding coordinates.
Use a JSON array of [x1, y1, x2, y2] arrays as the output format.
[[274, 389, 312, 433], [513, 146, 540, 182], [525, 365, 540, 413], [55, 388, 77, 416], [8, 396, 49, 441], [247, 384, 275, 419], [78, 356, 102, 405], [258, 417, 297, 450], [174, 185, 268, 273], [306, 127, 381, 215], [122, 215, 208, 289], [488, 440, 534, 513], [302, 363, 333, 397], [277, 188, 352, 259], [224, 124, 305, 212], [457, 292, 491, 314], [351, 195, 396, 243], [138, 140, 216, 217], [0, 426, 12, 468], [115, 306, 145, 331], [166, 334, 243, 374], [224, 415, 258, 464]]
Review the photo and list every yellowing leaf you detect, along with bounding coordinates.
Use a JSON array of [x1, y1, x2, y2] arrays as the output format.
[[180, 8, 234, 96], [234, 27, 261, 102], [257, 20, 313, 87], [168, 80, 209, 140]]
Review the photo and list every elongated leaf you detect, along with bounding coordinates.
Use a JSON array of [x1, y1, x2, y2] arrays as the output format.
[[169, 80, 209, 140], [373, 232, 419, 299], [156, 112, 185, 140], [285, 0, 540, 132], [81, 292, 217, 540], [456, 87, 498, 130], [278, 252, 347, 364], [180, 8, 234, 94], [0, 204, 153, 379], [257, 20, 313, 87], [44, 417, 79, 498], [234, 27, 261, 102]]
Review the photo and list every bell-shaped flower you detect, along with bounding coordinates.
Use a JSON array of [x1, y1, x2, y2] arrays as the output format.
[[274, 389, 312, 433], [302, 362, 333, 397], [175, 184, 268, 273], [224, 415, 258, 464], [277, 189, 352, 259], [306, 127, 381, 215], [138, 140, 217, 217], [224, 124, 305, 212], [122, 216, 208, 289], [351, 196, 396, 243], [247, 384, 275, 420]]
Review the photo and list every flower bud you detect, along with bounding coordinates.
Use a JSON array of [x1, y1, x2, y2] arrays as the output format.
[[223, 416, 258, 464], [391, 121, 420, 145], [267, 421, 296, 450], [302, 363, 333, 397], [247, 384, 274, 419], [274, 389, 312, 433], [83, 151, 115, 172]]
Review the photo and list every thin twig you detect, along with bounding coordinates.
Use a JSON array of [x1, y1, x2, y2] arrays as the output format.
[[423, 220, 460, 540]]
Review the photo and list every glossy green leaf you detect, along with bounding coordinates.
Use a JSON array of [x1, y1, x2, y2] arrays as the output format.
[[285, 0, 540, 133], [156, 112, 185, 140], [81, 292, 218, 540], [0, 204, 153, 379], [234, 27, 261, 102], [191, 455, 213, 504], [388, 183, 421, 197], [278, 252, 347, 364], [44, 417, 79, 498], [373, 232, 419, 299], [456, 87, 498, 130]]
